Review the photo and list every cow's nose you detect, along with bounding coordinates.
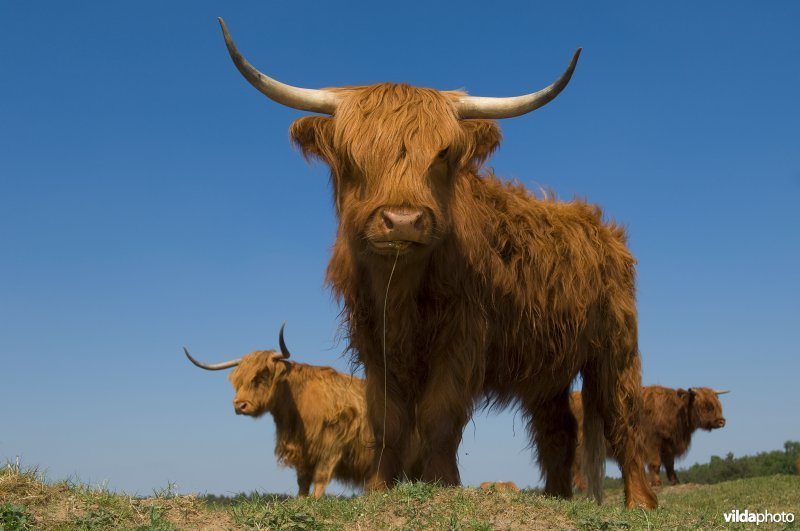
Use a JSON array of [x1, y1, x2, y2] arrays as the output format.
[[234, 401, 249, 413], [717, 418, 726, 427], [380, 208, 426, 242]]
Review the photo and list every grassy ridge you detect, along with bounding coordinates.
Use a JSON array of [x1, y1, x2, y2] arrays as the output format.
[[2, 462, 798, 530]]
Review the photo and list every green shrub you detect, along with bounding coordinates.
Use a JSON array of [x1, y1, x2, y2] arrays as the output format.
[[0, 503, 35, 531], [679, 440, 800, 484]]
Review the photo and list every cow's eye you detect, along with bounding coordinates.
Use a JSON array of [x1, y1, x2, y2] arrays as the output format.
[[437, 147, 450, 159]]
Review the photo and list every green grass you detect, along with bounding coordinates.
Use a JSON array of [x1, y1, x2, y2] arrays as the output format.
[[572, 476, 799, 529], [2, 460, 798, 530]]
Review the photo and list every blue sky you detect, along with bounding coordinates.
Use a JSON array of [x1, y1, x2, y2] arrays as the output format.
[[1, 1, 798, 496]]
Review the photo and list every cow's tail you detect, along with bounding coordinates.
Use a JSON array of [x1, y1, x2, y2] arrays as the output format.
[[582, 387, 605, 504]]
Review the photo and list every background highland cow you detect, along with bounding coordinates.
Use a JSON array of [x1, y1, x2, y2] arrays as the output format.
[[571, 386, 728, 490], [185, 325, 373, 497]]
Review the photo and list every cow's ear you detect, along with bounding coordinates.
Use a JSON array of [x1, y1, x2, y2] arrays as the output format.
[[290, 116, 336, 164], [460, 119, 502, 168]]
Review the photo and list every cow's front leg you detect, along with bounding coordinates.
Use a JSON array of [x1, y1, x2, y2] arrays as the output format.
[[311, 454, 340, 498], [363, 367, 415, 490], [414, 355, 478, 486]]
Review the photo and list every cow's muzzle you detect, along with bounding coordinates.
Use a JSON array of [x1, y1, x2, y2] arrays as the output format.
[[714, 417, 726, 428], [368, 207, 431, 255], [234, 400, 251, 415]]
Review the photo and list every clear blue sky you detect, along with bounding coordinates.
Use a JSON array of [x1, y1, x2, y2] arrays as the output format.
[[1, 1, 798, 496]]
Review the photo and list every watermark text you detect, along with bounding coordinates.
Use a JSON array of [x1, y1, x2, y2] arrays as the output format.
[[723, 509, 795, 525]]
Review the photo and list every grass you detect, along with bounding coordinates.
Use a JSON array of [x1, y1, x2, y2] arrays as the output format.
[[1, 461, 798, 530]]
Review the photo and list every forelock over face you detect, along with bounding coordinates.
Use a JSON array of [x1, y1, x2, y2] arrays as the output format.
[[290, 83, 502, 258], [691, 388, 726, 430], [332, 84, 463, 181], [228, 351, 282, 417]]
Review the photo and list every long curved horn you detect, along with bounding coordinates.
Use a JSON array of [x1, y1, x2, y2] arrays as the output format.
[[218, 18, 339, 115], [714, 389, 730, 395], [183, 347, 242, 371], [278, 321, 292, 359], [456, 48, 581, 119]]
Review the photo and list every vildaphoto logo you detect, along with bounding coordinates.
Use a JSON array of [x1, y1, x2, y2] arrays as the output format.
[[723, 509, 795, 525]]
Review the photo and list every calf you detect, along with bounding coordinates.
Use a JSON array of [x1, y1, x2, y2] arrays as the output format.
[[185, 324, 373, 497]]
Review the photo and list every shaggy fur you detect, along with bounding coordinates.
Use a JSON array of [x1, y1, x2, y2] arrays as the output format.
[[227, 350, 373, 497], [284, 82, 656, 509], [479, 481, 520, 492], [571, 386, 727, 489]]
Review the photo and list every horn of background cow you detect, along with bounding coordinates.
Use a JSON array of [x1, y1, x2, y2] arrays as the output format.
[[183, 347, 242, 371], [278, 321, 292, 359], [714, 390, 730, 395], [456, 48, 581, 119], [218, 18, 339, 115]]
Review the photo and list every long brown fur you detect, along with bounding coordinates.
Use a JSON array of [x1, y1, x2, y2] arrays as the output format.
[[287, 82, 657, 509], [571, 386, 727, 489], [228, 351, 373, 497]]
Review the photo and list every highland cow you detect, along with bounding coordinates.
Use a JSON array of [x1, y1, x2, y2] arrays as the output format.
[[571, 386, 728, 489], [185, 324, 373, 498], [218, 18, 657, 509]]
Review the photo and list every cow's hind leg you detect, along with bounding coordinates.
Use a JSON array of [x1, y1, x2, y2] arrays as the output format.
[[647, 462, 663, 487], [571, 405, 589, 494], [663, 453, 679, 485], [573, 463, 588, 492], [524, 390, 576, 498], [584, 358, 658, 510]]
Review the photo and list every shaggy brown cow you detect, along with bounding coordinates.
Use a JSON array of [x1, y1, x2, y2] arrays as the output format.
[[218, 18, 657, 509], [185, 324, 373, 498], [571, 386, 728, 489]]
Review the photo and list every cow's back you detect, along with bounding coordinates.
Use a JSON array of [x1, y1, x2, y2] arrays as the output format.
[[468, 175, 637, 401]]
